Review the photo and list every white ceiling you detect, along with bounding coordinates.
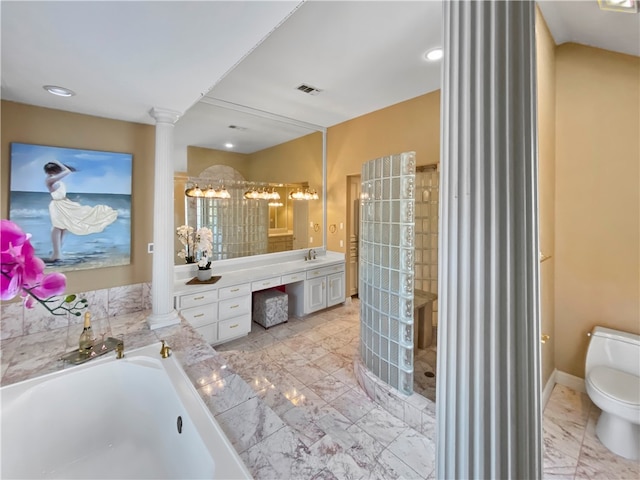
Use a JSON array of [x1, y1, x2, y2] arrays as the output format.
[[2, 1, 639, 155]]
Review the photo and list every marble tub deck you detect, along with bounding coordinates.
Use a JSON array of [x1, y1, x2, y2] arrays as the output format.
[[1, 300, 638, 479]]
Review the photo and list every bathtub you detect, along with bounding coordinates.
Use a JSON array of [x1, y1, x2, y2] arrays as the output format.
[[1, 342, 252, 479]]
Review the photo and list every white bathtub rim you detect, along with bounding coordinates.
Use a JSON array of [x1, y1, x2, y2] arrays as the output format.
[[1, 341, 252, 480]]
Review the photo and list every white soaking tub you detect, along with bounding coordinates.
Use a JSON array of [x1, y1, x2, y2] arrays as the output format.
[[0, 343, 251, 479]]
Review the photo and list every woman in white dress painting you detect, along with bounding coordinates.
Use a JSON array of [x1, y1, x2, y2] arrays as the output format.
[[44, 160, 117, 262]]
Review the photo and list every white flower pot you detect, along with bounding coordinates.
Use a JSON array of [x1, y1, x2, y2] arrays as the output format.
[[197, 269, 212, 282]]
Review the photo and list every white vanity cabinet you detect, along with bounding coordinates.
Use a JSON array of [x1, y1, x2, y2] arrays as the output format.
[[288, 262, 346, 316], [217, 283, 252, 343], [175, 251, 346, 345], [174, 282, 251, 346]]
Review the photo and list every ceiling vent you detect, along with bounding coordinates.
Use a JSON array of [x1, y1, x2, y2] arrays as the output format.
[[228, 125, 247, 131], [296, 84, 322, 96]]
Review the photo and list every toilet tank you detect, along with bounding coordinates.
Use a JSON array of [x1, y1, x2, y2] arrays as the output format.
[[585, 326, 640, 378]]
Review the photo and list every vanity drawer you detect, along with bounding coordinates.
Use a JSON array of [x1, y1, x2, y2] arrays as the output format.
[[219, 296, 251, 320], [180, 304, 217, 328], [194, 323, 218, 345], [281, 272, 305, 284], [178, 289, 217, 309], [219, 283, 250, 300], [218, 314, 251, 342], [306, 263, 345, 279], [251, 276, 281, 291]]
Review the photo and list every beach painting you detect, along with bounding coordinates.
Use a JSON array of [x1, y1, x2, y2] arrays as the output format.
[[9, 142, 133, 273]]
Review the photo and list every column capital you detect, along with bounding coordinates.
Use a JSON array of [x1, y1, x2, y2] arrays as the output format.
[[149, 107, 181, 125]]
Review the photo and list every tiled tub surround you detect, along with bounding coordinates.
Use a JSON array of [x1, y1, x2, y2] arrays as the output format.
[[2, 300, 638, 479], [0, 282, 151, 340]]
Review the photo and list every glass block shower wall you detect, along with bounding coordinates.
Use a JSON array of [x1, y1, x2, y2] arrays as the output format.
[[415, 167, 439, 325], [359, 151, 416, 395], [188, 187, 269, 260]]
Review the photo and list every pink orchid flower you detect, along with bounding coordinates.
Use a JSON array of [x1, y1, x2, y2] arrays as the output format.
[[1, 220, 71, 313]]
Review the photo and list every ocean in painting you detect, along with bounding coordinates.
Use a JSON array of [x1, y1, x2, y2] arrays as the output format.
[[9, 191, 131, 273]]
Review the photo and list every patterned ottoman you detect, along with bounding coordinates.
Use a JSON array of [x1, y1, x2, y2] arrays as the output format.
[[252, 289, 288, 329]]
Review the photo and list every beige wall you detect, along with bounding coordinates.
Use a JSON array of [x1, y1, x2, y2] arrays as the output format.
[[247, 131, 323, 185], [1, 101, 156, 294], [555, 44, 640, 378], [536, 6, 557, 387], [187, 145, 251, 178], [248, 131, 324, 244], [326, 90, 441, 255]]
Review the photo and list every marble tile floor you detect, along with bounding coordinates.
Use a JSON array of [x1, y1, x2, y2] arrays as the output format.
[[1, 298, 638, 479], [216, 298, 639, 480]]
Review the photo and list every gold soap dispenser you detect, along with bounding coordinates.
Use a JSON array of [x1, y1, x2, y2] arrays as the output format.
[[78, 311, 94, 354]]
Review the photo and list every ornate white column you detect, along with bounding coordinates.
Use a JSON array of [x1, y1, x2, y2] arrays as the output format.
[[147, 107, 181, 330], [437, 1, 541, 478]]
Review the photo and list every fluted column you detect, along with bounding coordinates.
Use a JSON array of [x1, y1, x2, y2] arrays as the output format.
[[147, 107, 181, 330], [436, 1, 541, 479]]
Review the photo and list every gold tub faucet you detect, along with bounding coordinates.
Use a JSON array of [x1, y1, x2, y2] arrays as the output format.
[[160, 340, 172, 358]]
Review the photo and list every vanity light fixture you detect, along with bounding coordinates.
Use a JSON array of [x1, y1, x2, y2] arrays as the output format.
[[268, 201, 283, 207], [424, 48, 443, 61], [224, 143, 234, 149], [597, 0, 638, 12], [184, 184, 204, 197], [289, 187, 319, 200], [189, 184, 230, 199], [43, 85, 76, 97]]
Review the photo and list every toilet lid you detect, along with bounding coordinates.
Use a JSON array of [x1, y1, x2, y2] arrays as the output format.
[[588, 366, 640, 406]]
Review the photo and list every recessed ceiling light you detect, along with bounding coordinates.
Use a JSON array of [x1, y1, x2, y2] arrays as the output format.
[[225, 143, 234, 149], [598, 0, 638, 12], [43, 85, 75, 97], [424, 48, 443, 61]]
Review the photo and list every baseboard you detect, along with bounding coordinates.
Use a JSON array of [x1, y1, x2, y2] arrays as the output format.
[[541, 369, 557, 408], [555, 370, 586, 393]]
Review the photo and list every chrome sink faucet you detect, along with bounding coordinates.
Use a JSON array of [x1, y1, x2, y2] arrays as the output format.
[[305, 249, 317, 261]]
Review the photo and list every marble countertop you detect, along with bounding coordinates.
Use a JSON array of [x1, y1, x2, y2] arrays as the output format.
[[174, 250, 345, 295]]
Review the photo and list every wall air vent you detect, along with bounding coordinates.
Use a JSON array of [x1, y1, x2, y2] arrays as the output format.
[[296, 84, 322, 96]]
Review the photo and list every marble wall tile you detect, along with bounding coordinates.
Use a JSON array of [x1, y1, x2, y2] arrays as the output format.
[[0, 336, 21, 378], [108, 284, 143, 316], [142, 282, 152, 310], [1, 300, 24, 340], [70, 288, 108, 325], [23, 299, 69, 335]]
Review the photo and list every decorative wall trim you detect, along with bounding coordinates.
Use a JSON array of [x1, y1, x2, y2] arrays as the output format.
[[542, 369, 557, 408], [555, 369, 586, 393]]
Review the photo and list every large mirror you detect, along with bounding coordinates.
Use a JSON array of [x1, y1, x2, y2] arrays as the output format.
[[173, 98, 325, 265]]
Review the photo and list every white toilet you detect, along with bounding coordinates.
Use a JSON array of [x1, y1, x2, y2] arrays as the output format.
[[585, 326, 640, 460]]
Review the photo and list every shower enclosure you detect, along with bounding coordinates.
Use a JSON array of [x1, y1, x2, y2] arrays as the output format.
[[359, 151, 416, 395]]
